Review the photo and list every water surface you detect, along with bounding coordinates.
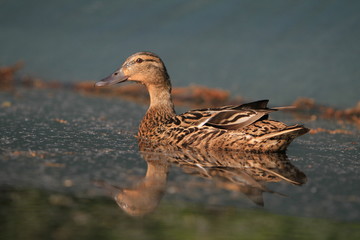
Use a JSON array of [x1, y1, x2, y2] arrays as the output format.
[[0, 88, 359, 239]]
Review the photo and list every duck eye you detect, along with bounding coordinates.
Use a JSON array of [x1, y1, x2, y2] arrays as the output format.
[[136, 58, 143, 63]]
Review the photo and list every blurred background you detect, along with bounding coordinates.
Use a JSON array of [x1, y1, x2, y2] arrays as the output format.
[[0, 0, 359, 107]]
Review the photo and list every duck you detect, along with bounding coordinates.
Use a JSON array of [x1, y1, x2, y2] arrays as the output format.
[[95, 51, 309, 152]]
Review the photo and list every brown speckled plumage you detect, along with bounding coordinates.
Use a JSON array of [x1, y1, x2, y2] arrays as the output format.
[[96, 51, 309, 152]]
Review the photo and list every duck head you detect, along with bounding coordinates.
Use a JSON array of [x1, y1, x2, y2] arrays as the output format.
[[95, 51, 171, 89]]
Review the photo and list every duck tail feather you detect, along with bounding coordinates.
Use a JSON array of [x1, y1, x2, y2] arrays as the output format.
[[256, 125, 309, 141]]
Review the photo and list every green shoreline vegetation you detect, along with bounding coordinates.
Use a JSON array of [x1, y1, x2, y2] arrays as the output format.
[[1, 188, 359, 240]]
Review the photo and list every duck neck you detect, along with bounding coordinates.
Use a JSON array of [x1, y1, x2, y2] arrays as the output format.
[[139, 83, 176, 136], [148, 84, 175, 111]]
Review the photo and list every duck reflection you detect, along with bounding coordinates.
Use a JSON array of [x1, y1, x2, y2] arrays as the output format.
[[98, 140, 306, 216], [113, 159, 168, 217]]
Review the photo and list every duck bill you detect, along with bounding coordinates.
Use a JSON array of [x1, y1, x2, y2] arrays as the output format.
[[95, 69, 128, 87]]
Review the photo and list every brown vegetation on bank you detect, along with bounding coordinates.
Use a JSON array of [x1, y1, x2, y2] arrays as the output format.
[[1, 62, 359, 132], [290, 98, 360, 128]]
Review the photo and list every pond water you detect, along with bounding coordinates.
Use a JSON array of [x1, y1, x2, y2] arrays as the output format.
[[0, 88, 359, 239], [0, 0, 359, 239]]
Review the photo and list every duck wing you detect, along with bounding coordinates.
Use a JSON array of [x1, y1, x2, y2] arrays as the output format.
[[233, 99, 270, 110], [180, 100, 278, 130]]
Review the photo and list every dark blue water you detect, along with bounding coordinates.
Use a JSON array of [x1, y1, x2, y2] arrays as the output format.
[[0, 0, 359, 107]]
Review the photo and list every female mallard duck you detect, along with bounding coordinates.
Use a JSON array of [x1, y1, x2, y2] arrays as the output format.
[[95, 52, 309, 152]]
